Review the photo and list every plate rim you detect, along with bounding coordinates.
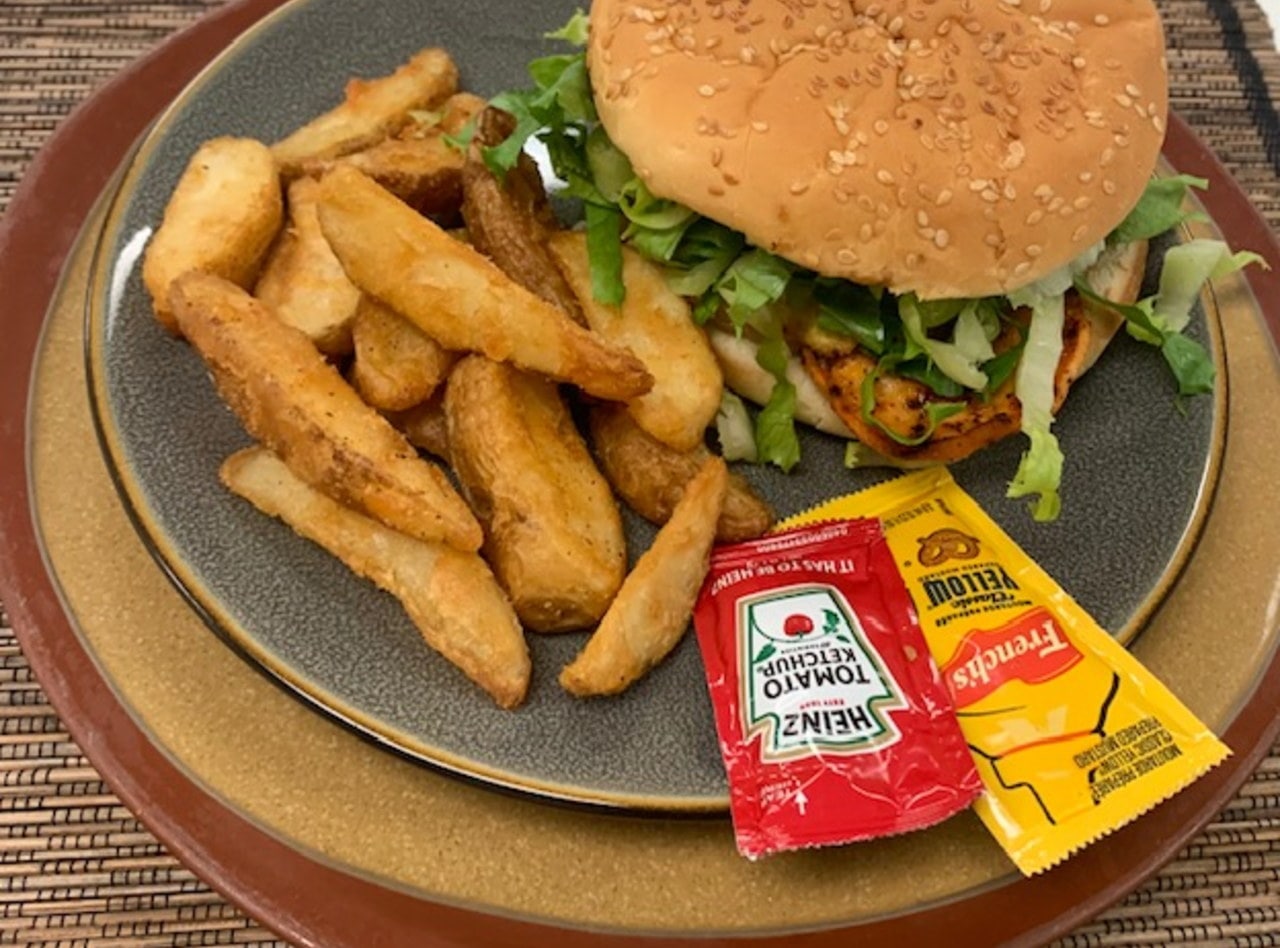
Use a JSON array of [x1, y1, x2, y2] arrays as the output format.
[[82, 0, 1230, 813], [2, 1, 1280, 946]]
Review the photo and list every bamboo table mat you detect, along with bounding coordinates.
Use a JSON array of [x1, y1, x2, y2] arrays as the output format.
[[1, 0, 1278, 945]]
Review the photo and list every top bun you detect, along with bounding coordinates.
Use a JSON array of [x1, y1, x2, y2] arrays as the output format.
[[588, 0, 1168, 299]]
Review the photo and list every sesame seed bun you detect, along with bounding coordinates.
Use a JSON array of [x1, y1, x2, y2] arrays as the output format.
[[588, 0, 1168, 300]]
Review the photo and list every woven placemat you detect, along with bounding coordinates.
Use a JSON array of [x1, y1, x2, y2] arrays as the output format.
[[1, 1, 1278, 945]]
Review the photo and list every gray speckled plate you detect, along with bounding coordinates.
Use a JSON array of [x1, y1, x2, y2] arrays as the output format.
[[85, 0, 1224, 812]]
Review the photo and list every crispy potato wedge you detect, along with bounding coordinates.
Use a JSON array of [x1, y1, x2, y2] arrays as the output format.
[[350, 296, 457, 411], [388, 393, 450, 462], [316, 166, 653, 401], [221, 446, 529, 708], [170, 272, 482, 552], [446, 355, 626, 633], [271, 47, 458, 176], [142, 137, 282, 334], [303, 135, 464, 222], [550, 233, 722, 452], [460, 109, 584, 321], [560, 457, 728, 697], [254, 176, 362, 355], [589, 403, 774, 543], [431, 92, 489, 137]]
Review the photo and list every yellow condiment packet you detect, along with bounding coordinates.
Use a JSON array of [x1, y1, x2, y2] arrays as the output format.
[[784, 468, 1230, 875]]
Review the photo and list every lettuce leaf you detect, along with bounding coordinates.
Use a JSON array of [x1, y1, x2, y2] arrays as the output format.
[[715, 391, 758, 462], [753, 321, 802, 471], [1006, 292, 1066, 521], [1110, 175, 1208, 245]]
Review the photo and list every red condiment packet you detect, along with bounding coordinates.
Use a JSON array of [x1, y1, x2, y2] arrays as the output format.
[[692, 518, 983, 859]]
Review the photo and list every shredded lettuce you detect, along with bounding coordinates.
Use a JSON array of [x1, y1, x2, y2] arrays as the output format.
[[1006, 292, 1067, 521], [1110, 175, 1208, 245], [715, 392, 758, 462], [716, 251, 794, 335], [583, 203, 625, 306], [1074, 238, 1263, 397], [899, 295, 995, 391], [1153, 239, 1266, 332], [544, 8, 590, 45], [751, 317, 802, 471]]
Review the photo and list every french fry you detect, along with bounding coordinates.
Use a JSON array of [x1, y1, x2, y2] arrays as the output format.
[[461, 108, 585, 322], [169, 272, 482, 552], [550, 232, 722, 452], [302, 135, 464, 222], [142, 137, 282, 334], [387, 393, 450, 462], [446, 355, 626, 633], [271, 47, 458, 176], [560, 456, 728, 697], [589, 403, 774, 543], [254, 176, 362, 356], [220, 446, 529, 708], [315, 165, 653, 401], [350, 296, 457, 411]]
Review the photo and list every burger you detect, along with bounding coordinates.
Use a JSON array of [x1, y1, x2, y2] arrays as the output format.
[[479, 0, 1251, 520]]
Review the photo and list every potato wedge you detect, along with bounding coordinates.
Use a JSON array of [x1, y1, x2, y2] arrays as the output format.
[[316, 166, 653, 401], [350, 296, 457, 411], [388, 393, 450, 462], [303, 135, 464, 222], [560, 457, 728, 697], [221, 446, 529, 708], [271, 47, 458, 176], [460, 109, 584, 322], [431, 92, 489, 137], [550, 232, 722, 452], [169, 272, 482, 552], [142, 137, 282, 334], [254, 176, 362, 355], [589, 404, 774, 543], [446, 355, 626, 633]]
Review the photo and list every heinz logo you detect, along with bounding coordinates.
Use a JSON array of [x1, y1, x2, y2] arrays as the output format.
[[940, 608, 1083, 707]]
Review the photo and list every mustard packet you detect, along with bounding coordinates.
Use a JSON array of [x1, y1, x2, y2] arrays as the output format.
[[784, 468, 1230, 875]]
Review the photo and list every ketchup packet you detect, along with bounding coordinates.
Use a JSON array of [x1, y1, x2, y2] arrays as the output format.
[[693, 518, 982, 859], [786, 469, 1230, 875]]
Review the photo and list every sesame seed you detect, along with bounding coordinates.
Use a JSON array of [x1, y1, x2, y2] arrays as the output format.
[[790, 181, 810, 195], [874, 119, 890, 135], [1094, 14, 1110, 25], [1072, 224, 1089, 241], [1102, 179, 1117, 195], [1026, 244, 1043, 257], [837, 249, 858, 264], [699, 84, 716, 97], [916, 210, 930, 226], [876, 169, 895, 185], [906, 252, 922, 267], [936, 189, 954, 206], [934, 229, 950, 248], [1078, 171, 1093, 183], [1026, 210, 1044, 225], [1014, 261, 1033, 276], [859, 223, 873, 241]]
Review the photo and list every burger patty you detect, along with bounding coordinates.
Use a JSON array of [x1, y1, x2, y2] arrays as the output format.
[[799, 293, 1099, 465]]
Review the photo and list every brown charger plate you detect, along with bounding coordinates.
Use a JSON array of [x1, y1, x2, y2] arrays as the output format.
[[2, 1, 1280, 945]]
